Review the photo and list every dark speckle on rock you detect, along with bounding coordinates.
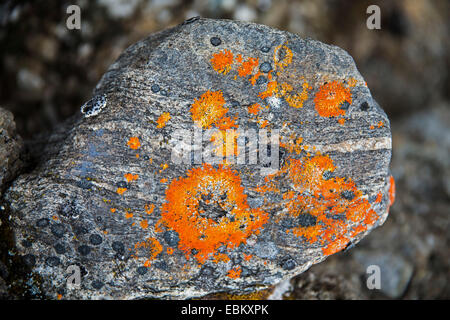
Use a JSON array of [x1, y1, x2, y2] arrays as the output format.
[[151, 84, 160, 93], [256, 76, 267, 85], [46, 256, 60, 267], [259, 62, 272, 73], [21, 239, 32, 248], [22, 254, 36, 267], [92, 280, 104, 290], [137, 266, 148, 275], [210, 36, 222, 46], [36, 218, 49, 228], [112, 241, 124, 255], [89, 234, 103, 245], [54, 243, 66, 254], [339, 101, 350, 110], [77, 245, 91, 256], [298, 213, 317, 227], [281, 256, 296, 270], [50, 223, 65, 238], [360, 101, 370, 111], [163, 230, 179, 247], [261, 46, 270, 53]]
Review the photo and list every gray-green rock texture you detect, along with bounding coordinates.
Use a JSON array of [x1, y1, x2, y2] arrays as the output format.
[[1, 18, 394, 299]]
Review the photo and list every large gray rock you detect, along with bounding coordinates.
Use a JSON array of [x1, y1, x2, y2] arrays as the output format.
[[2, 18, 394, 299], [0, 107, 24, 194]]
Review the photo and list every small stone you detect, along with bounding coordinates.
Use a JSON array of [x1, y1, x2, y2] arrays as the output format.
[[210, 37, 222, 46], [89, 234, 103, 246], [259, 62, 272, 73]]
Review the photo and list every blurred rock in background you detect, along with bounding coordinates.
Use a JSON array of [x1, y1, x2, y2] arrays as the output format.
[[0, 0, 448, 299]]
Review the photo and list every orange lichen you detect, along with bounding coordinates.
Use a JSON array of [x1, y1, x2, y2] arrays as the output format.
[[258, 81, 278, 99], [156, 112, 171, 129], [117, 187, 127, 195], [377, 121, 384, 128], [248, 103, 261, 115], [127, 137, 141, 149], [124, 173, 138, 182], [227, 266, 242, 279], [167, 247, 174, 255], [338, 118, 346, 125], [274, 44, 293, 70], [145, 204, 155, 214], [134, 237, 163, 263], [160, 164, 268, 264], [140, 219, 149, 229], [389, 175, 396, 207], [125, 211, 133, 219], [257, 154, 380, 255], [314, 81, 352, 117], [211, 50, 234, 74], [160, 178, 168, 183], [190, 90, 228, 129], [237, 57, 259, 77], [375, 192, 382, 203], [110, 208, 116, 213]]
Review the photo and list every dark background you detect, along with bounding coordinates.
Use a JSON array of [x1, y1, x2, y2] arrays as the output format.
[[0, 0, 448, 299]]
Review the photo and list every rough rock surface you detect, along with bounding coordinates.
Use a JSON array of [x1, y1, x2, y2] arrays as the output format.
[[2, 18, 394, 299], [0, 107, 24, 194]]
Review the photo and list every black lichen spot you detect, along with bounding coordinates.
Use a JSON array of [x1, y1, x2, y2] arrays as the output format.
[[73, 225, 88, 235], [261, 46, 270, 53], [78, 245, 91, 256], [153, 261, 168, 271], [210, 36, 222, 46], [191, 248, 198, 255], [143, 155, 150, 160], [54, 243, 66, 255], [281, 256, 296, 270], [199, 266, 215, 278], [89, 234, 103, 246], [116, 181, 128, 189], [230, 100, 240, 107], [160, 89, 168, 96], [21, 239, 32, 248], [50, 223, 65, 238], [339, 101, 350, 110], [77, 179, 93, 190], [360, 101, 370, 111], [151, 84, 160, 93], [163, 230, 179, 247], [341, 190, 355, 200], [137, 266, 148, 275], [259, 62, 272, 73], [256, 75, 267, 85], [36, 218, 49, 228], [112, 241, 125, 255], [22, 254, 36, 267], [298, 213, 317, 227], [92, 280, 104, 290], [280, 217, 296, 229], [95, 216, 102, 223], [46, 256, 61, 267]]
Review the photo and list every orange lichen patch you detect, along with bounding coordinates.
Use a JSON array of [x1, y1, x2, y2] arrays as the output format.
[[110, 208, 116, 213], [314, 81, 352, 117], [377, 121, 384, 128], [125, 211, 133, 219], [124, 173, 138, 182], [243, 253, 253, 261], [136, 154, 139, 158], [375, 192, 382, 203], [156, 112, 171, 129], [190, 90, 228, 129], [134, 237, 163, 263], [213, 253, 231, 263], [257, 154, 380, 256], [215, 116, 238, 130], [167, 247, 174, 255], [227, 266, 242, 279], [259, 119, 269, 128], [211, 50, 234, 74], [237, 57, 259, 77], [250, 70, 262, 85], [388, 175, 396, 207], [57, 294, 62, 300], [248, 103, 261, 115], [145, 204, 155, 214], [258, 81, 278, 99], [140, 219, 149, 229], [279, 81, 310, 109], [52, 215, 58, 221], [347, 77, 358, 87], [338, 118, 346, 125], [127, 136, 141, 149], [369, 125, 375, 130], [273, 44, 293, 70], [160, 164, 268, 264], [117, 187, 127, 195]]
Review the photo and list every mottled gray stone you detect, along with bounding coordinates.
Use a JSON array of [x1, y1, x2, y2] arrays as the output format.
[[2, 18, 393, 299]]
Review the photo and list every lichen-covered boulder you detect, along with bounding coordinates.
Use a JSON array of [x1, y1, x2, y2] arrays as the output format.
[[3, 18, 395, 299]]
